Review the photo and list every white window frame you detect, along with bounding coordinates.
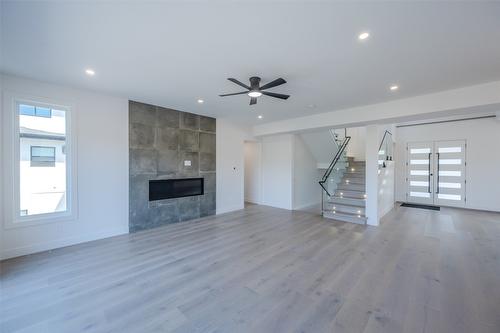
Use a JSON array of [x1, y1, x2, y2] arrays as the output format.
[[2, 92, 78, 229]]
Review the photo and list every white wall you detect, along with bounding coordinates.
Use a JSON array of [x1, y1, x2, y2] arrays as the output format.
[[293, 135, 320, 209], [346, 126, 366, 161], [365, 125, 380, 226], [377, 124, 396, 219], [299, 130, 337, 167], [395, 117, 500, 212], [244, 141, 262, 204], [216, 118, 251, 214], [1, 75, 129, 259], [261, 134, 294, 210], [378, 161, 395, 219]]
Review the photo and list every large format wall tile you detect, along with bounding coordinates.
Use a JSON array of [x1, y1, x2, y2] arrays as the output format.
[[129, 100, 216, 232], [180, 112, 200, 130], [156, 127, 179, 150], [179, 130, 199, 152], [200, 116, 216, 133]]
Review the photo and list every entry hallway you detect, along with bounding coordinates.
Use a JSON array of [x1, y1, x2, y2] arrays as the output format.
[[1, 205, 499, 333]]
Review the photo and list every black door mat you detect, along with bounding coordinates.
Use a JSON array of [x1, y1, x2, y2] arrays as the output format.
[[400, 203, 440, 211]]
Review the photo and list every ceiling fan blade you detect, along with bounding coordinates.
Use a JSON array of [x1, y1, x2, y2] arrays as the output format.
[[260, 78, 287, 90], [219, 91, 248, 97], [228, 78, 251, 90], [250, 97, 257, 105], [262, 91, 290, 100]]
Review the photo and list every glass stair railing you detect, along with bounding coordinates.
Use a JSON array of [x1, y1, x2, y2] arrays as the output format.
[[319, 129, 351, 208]]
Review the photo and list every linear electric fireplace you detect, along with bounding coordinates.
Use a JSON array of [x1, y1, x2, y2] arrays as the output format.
[[149, 178, 204, 201]]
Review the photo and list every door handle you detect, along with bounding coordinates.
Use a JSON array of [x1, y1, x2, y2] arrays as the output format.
[[428, 153, 432, 193], [436, 152, 440, 194]]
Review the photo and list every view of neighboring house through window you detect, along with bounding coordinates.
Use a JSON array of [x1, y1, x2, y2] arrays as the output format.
[[19, 103, 68, 217]]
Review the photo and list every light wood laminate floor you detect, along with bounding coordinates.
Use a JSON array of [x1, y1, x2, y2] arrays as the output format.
[[1, 204, 500, 333]]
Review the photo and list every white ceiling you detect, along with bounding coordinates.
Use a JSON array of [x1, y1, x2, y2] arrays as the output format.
[[2, 1, 500, 125]]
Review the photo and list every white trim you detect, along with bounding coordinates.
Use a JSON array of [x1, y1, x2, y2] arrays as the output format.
[[2, 92, 78, 229], [0, 227, 128, 260], [216, 204, 244, 215], [293, 202, 320, 210]]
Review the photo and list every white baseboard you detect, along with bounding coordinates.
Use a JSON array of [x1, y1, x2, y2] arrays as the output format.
[[379, 203, 395, 219], [216, 204, 244, 215], [244, 198, 260, 205], [293, 201, 321, 210], [1, 227, 129, 260]]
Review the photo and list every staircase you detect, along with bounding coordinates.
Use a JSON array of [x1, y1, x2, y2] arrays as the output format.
[[322, 157, 367, 225]]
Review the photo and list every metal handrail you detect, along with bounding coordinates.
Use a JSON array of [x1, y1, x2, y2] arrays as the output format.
[[319, 135, 351, 196], [378, 130, 393, 153]]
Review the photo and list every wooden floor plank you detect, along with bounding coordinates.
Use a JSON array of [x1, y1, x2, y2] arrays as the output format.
[[1, 204, 499, 333]]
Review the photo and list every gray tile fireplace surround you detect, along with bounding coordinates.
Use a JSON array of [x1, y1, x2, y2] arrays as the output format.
[[129, 100, 216, 232]]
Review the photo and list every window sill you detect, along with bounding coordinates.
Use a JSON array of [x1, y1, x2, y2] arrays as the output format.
[[4, 211, 77, 229]]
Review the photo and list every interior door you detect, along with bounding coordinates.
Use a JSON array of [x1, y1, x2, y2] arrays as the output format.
[[406, 142, 434, 205], [434, 140, 466, 207]]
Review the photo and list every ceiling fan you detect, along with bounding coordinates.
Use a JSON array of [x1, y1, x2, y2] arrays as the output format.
[[219, 77, 290, 105]]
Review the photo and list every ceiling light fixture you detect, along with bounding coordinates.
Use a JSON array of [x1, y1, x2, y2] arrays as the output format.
[[85, 68, 95, 76], [197, 99, 204, 104], [258, 115, 263, 119], [358, 32, 370, 40], [248, 91, 262, 98], [390, 85, 399, 91]]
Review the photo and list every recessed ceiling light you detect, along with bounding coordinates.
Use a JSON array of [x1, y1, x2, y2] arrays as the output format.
[[358, 32, 370, 40], [390, 85, 399, 91], [248, 91, 262, 98], [85, 68, 95, 76], [197, 99, 204, 104], [257, 115, 263, 119]]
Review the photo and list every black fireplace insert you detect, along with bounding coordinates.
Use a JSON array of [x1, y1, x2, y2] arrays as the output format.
[[149, 178, 204, 201]]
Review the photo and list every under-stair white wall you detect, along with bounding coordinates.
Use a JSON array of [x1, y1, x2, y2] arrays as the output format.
[[395, 117, 500, 212], [293, 135, 321, 209]]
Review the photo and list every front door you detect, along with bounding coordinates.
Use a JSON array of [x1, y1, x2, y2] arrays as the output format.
[[407, 141, 435, 205], [406, 140, 466, 207], [434, 140, 466, 207]]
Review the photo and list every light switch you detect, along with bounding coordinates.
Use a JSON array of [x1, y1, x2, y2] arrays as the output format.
[[184, 160, 192, 166]]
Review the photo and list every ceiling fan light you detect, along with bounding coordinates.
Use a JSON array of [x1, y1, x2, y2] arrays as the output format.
[[248, 91, 262, 98]]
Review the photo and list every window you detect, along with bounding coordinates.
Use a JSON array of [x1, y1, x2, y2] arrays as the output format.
[[19, 104, 52, 118], [17, 101, 70, 218], [30, 146, 56, 167]]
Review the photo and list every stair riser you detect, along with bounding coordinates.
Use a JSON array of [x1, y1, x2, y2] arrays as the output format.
[[346, 169, 365, 173], [335, 190, 365, 198], [343, 172, 365, 177], [324, 203, 365, 215], [323, 212, 367, 225], [337, 184, 365, 191], [329, 197, 366, 206]]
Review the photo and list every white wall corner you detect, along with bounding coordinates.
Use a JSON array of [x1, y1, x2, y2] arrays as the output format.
[[365, 125, 380, 226]]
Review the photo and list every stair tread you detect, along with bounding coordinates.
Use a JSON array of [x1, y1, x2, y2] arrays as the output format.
[[338, 184, 365, 187], [325, 201, 366, 208], [330, 195, 366, 200], [324, 210, 366, 218], [336, 189, 365, 194]]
